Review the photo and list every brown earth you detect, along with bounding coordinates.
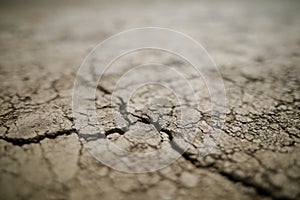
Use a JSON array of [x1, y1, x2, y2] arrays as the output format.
[[0, 0, 299, 200]]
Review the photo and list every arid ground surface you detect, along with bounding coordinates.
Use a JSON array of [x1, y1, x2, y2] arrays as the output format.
[[0, 0, 299, 200]]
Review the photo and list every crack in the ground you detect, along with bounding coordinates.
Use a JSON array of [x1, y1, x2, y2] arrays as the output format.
[[0, 129, 77, 146], [97, 85, 112, 95], [78, 127, 126, 142], [217, 171, 294, 200], [168, 148, 295, 200]]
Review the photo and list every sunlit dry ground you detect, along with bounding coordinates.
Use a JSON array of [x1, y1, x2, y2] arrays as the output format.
[[0, 0, 299, 199]]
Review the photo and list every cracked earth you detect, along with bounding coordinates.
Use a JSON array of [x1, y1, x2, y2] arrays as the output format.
[[0, 0, 299, 200]]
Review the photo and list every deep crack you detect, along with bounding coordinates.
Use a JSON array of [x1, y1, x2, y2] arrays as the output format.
[[0, 129, 77, 146]]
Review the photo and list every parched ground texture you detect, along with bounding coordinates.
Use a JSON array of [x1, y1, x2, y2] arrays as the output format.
[[0, 0, 299, 200]]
